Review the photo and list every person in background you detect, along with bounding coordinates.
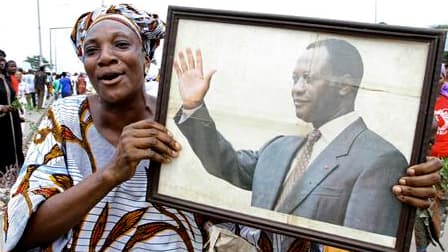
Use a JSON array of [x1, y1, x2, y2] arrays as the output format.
[[414, 63, 448, 252], [16, 68, 26, 100], [70, 72, 78, 93], [52, 74, 61, 100], [433, 63, 448, 158], [1, 5, 443, 252], [6, 61, 24, 119], [76, 72, 87, 95], [46, 72, 53, 99], [0, 49, 24, 184], [34, 66, 47, 109], [15, 69, 26, 121], [59, 72, 73, 98], [6, 60, 19, 95], [22, 70, 36, 109]]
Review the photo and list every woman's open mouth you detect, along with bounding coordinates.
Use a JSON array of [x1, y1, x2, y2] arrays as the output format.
[[98, 72, 124, 85]]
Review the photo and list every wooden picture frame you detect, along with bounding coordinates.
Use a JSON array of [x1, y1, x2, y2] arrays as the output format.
[[147, 6, 446, 251]]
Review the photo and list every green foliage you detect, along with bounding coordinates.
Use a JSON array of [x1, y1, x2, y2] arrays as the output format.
[[29, 122, 38, 132], [434, 24, 448, 30], [10, 98, 22, 110], [24, 55, 52, 71], [440, 158, 448, 192]]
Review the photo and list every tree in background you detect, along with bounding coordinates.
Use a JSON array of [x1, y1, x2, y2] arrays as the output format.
[[24, 55, 52, 71], [432, 24, 448, 61]]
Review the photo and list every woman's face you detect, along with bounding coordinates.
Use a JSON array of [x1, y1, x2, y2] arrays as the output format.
[[15, 71, 22, 80], [82, 20, 147, 104]]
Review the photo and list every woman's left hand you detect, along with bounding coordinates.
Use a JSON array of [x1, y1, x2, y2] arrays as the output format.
[[0, 104, 12, 113], [392, 157, 442, 208], [102, 119, 182, 185]]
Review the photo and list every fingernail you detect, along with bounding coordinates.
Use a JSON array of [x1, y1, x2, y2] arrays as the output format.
[[407, 168, 415, 176], [172, 150, 178, 157], [392, 185, 399, 193], [168, 131, 173, 137], [399, 178, 406, 185], [175, 142, 181, 150]]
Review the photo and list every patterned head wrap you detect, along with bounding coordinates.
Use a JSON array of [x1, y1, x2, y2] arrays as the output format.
[[70, 3, 165, 60]]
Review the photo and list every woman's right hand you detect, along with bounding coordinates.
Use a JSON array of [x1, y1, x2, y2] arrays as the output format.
[[174, 48, 216, 109], [103, 119, 181, 185]]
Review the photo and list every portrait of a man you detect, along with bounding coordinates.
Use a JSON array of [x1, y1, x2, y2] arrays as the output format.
[[173, 38, 408, 237]]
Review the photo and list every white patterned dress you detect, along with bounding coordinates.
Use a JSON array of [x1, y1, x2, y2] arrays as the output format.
[[3, 96, 204, 251]]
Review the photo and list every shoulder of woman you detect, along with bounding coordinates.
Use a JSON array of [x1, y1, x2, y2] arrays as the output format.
[[51, 95, 87, 114]]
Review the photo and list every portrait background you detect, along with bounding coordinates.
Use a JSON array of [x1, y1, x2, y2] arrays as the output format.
[[157, 19, 429, 248]]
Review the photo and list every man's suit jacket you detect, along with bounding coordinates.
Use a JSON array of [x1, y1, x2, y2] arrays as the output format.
[[175, 106, 408, 237]]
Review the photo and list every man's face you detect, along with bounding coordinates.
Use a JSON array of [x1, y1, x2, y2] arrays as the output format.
[[291, 46, 342, 125]]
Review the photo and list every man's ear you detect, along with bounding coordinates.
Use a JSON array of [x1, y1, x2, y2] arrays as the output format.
[[338, 74, 356, 96]]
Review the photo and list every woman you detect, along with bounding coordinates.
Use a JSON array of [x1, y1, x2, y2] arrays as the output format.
[[4, 5, 200, 251], [0, 52, 24, 184], [5, 60, 19, 95], [3, 4, 442, 252]]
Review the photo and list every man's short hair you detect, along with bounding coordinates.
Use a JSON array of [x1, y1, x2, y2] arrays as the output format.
[[39, 65, 46, 71], [306, 39, 364, 87], [0, 49, 6, 58]]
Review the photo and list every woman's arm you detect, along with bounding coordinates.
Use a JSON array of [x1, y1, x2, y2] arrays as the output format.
[[14, 119, 181, 250]]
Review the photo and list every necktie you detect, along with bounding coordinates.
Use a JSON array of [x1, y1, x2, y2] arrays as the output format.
[[274, 129, 321, 211]]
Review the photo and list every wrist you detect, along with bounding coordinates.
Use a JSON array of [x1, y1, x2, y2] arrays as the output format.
[[97, 167, 122, 189], [182, 100, 202, 110]]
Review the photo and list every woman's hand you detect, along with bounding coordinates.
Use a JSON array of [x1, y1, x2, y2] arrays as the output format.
[[392, 157, 442, 208], [0, 104, 13, 113], [103, 119, 181, 185], [174, 48, 216, 109]]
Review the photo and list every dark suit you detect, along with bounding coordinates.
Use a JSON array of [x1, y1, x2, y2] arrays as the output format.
[[175, 106, 408, 236]]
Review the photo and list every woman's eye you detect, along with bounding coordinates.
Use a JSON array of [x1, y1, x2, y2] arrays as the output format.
[[302, 73, 311, 83], [116, 42, 130, 49], [84, 47, 98, 56], [292, 75, 299, 84]]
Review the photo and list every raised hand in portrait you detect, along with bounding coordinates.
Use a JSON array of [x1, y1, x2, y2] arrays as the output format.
[[174, 48, 216, 109]]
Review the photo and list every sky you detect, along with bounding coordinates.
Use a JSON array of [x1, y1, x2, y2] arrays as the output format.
[[0, 0, 447, 73]]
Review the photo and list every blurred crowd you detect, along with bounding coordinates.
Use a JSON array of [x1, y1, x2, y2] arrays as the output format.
[[0, 48, 94, 187], [16, 67, 92, 111]]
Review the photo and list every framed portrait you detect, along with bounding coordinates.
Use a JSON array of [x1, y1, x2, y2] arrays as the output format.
[[146, 6, 446, 251]]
